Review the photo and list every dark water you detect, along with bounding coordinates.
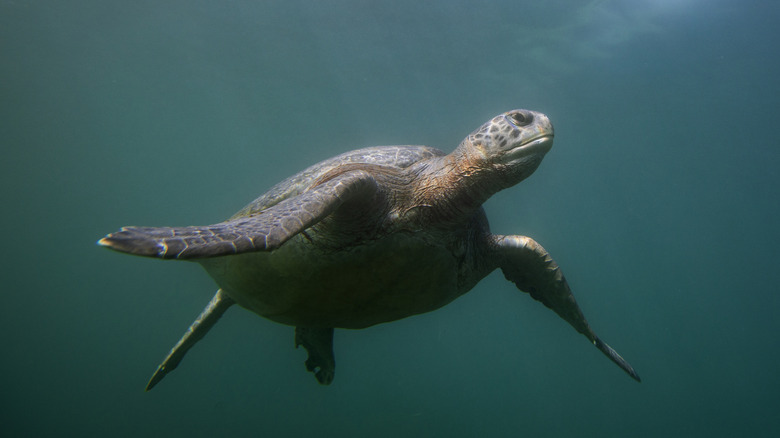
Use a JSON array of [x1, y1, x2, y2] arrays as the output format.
[[2, 0, 778, 436]]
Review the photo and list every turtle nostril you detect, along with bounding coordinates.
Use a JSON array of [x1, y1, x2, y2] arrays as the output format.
[[510, 112, 532, 127]]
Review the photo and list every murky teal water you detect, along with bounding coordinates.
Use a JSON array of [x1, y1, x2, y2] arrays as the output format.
[[2, 1, 778, 436]]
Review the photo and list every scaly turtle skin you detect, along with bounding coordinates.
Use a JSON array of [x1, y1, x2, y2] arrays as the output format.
[[99, 109, 640, 390]]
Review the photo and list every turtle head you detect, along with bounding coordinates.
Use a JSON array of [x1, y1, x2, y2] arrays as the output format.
[[414, 109, 554, 223], [457, 109, 554, 189]]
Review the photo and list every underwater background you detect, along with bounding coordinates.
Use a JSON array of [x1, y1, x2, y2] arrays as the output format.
[[2, 0, 778, 436]]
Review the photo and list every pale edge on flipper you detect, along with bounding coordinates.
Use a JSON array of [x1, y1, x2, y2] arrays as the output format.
[[593, 337, 641, 382], [145, 289, 235, 391], [495, 234, 641, 382]]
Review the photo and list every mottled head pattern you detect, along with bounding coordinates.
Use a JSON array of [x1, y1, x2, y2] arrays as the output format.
[[456, 109, 554, 189]]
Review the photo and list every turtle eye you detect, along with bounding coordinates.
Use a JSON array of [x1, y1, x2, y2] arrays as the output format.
[[509, 112, 532, 127]]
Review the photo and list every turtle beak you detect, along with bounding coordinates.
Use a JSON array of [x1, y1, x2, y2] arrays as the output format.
[[522, 134, 554, 153], [504, 133, 553, 164]]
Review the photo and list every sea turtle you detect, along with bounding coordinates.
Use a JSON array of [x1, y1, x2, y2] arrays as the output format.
[[99, 109, 640, 390]]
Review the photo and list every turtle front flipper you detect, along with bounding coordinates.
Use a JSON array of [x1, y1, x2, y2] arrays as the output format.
[[98, 170, 379, 259], [493, 235, 641, 382], [295, 327, 335, 385], [146, 289, 235, 391]]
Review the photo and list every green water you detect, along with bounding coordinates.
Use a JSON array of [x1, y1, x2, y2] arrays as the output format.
[[2, 0, 778, 436]]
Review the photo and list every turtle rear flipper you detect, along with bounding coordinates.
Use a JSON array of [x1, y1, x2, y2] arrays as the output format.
[[295, 327, 335, 385], [494, 234, 641, 382], [146, 289, 235, 391], [98, 170, 379, 259]]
